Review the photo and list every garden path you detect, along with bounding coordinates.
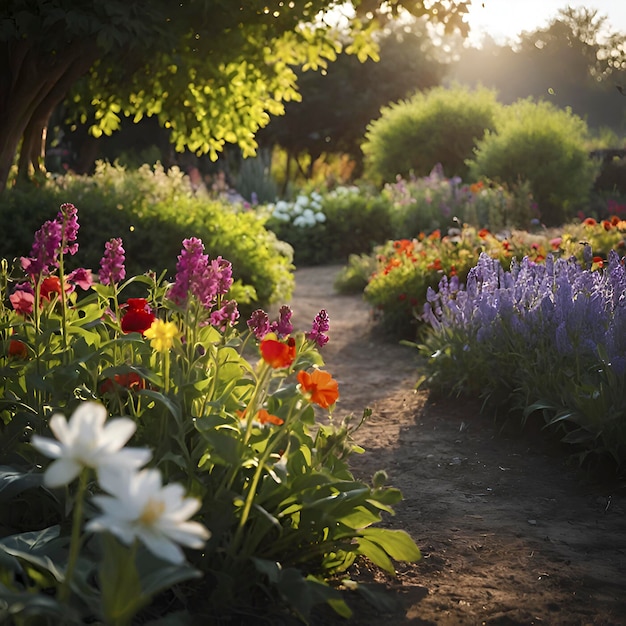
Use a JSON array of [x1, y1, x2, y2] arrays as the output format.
[[288, 264, 626, 626]]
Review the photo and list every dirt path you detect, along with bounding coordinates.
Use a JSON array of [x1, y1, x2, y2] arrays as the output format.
[[289, 265, 626, 626]]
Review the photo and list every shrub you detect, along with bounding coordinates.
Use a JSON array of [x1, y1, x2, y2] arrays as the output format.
[[265, 186, 394, 266], [361, 85, 501, 185], [0, 163, 294, 312], [468, 99, 599, 226]]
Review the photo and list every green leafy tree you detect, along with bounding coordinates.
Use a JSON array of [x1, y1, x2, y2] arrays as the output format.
[[0, 0, 470, 194], [257, 18, 449, 180]]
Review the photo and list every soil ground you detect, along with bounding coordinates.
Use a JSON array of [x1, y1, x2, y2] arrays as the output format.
[[287, 265, 626, 626]]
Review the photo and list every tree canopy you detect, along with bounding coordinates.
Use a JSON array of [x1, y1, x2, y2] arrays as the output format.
[[0, 0, 469, 193]]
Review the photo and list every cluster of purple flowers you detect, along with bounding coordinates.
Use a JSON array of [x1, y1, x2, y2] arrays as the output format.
[[168, 237, 233, 309], [99, 238, 126, 286], [20, 203, 79, 277], [423, 249, 626, 375], [246, 306, 329, 349]]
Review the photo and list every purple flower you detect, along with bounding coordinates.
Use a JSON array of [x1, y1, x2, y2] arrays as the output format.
[[99, 238, 126, 286], [306, 309, 330, 348], [210, 300, 239, 331], [210, 256, 233, 296], [169, 239, 232, 309], [271, 305, 293, 338], [21, 219, 63, 277], [58, 203, 79, 256], [247, 309, 271, 339]]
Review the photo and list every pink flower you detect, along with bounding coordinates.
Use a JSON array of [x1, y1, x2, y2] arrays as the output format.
[[67, 268, 93, 290], [10, 289, 35, 315]]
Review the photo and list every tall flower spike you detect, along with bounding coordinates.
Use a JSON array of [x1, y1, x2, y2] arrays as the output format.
[[306, 309, 330, 348], [20, 219, 62, 277], [247, 309, 271, 339], [58, 203, 79, 256], [271, 305, 293, 338], [99, 238, 126, 286]]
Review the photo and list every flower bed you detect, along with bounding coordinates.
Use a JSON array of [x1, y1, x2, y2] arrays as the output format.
[[419, 247, 626, 471], [0, 203, 420, 623]]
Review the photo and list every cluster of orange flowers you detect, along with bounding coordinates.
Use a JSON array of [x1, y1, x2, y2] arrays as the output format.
[[258, 334, 339, 413]]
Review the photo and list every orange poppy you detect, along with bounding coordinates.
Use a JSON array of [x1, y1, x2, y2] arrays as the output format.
[[237, 407, 284, 426], [260, 335, 296, 369], [297, 369, 339, 409], [40, 276, 63, 301]]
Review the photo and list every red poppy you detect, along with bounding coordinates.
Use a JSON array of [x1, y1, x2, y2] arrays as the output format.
[[583, 217, 597, 227], [297, 369, 339, 409], [593, 256, 604, 268], [121, 298, 155, 335], [260, 336, 296, 369], [427, 258, 443, 271], [40, 276, 63, 301], [478, 228, 490, 239], [8, 339, 27, 359], [99, 372, 145, 394]]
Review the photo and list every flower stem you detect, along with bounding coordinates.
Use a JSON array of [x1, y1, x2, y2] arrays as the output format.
[[59, 469, 89, 603]]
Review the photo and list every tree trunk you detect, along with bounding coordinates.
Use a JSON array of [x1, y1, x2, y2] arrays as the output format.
[[0, 39, 98, 194]]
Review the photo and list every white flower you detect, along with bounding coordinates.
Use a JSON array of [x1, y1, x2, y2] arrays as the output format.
[[315, 212, 327, 223], [87, 468, 210, 565], [31, 402, 151, 488]]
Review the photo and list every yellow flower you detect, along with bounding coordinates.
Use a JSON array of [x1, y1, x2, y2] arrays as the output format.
[[144, 319, 178, 353]]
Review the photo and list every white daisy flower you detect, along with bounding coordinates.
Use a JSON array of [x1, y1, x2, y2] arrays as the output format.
[[87, 467, 210, 565], [31, 402, 151, 488]]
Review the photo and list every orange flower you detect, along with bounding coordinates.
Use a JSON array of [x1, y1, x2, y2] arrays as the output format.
[[297, 369, 339, 409], [428, 229, 441, 240], [478, 228, 490, 239], [593, 256, 604, 269], [237, 408, 284, 426], [602, 220, 612, 231], [260, 335, 296, 369], [427, 258, 443, 271], [583, 217, 597, 227], [469, 181, 484, 193]]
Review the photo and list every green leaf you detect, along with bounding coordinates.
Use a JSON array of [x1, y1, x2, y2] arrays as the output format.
[[355, 537, 395, 574], [359, 528, 422, 563], [99, 535, 147, 625]]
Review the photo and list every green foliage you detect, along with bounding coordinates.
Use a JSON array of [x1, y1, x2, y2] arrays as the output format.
[[362, 85, 501, 185], [0, 208, 421, 623], [468, 98, 599, 226], [265, 186, 394, 266], [235, 150, 279, 204], [0, 163, 294, 311]]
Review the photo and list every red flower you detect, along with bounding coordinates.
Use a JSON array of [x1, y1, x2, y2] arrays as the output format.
[[478, 228, 490, 239], [427, 258, 443, 271], [297, 369, 339, 409], [428, 229, 441, 240], [99, 372, 145, 394], [8, 339, 27, 359], [40, 276, 63, 301], [260, 335, 296, 369], [121, 298, 155, 335], [593, 256, 604, 268], [583, 217, 597, 227]]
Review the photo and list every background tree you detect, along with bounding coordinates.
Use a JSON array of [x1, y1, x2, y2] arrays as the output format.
[[449, 7, 626, 132], [0, 0, 469, 194], [256, 18, 449, 182]]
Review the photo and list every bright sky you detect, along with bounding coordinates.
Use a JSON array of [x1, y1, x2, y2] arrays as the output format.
[[464, 0, 626, 45]]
